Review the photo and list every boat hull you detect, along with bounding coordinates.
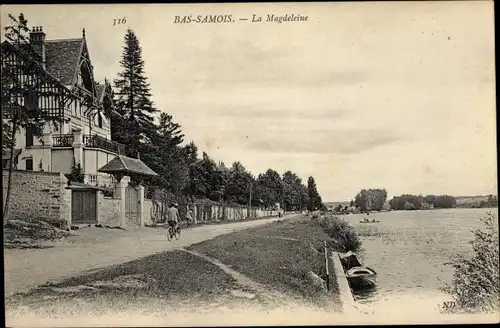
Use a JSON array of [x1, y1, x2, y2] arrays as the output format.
[[347, 276, 377, 290], [345, 266, 377, 290]]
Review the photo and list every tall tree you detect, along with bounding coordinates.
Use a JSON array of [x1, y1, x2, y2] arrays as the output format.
[[186, 152, 226, 201], [112, 28, 158, 156], [2, 13, 72, 223], [307, 176, 322, 211], [143, 111, 188, 190], [183, 141, 198, 166], [300, 185, 310, 211], [225, 161, 254, 205], [282, 171, 303, 211], [255, 169, 284, 209]]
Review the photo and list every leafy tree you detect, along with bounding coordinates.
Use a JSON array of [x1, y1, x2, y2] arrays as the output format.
[[355, 189, 387, 211], [433, 195, 457, 209], [186, 152, 226, 201], [355, 189, 370, 211], [282, 171, 303, 211], [299, 185, 310, 211], [112, 28, 158, 157], [225, 161, 254, 205], [424, 195, 436, 205], [2, 13, 73, 223], [255, 169, 284, 209]]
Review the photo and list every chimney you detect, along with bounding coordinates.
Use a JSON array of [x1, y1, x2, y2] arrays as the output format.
[[29, 26, 46, 68]]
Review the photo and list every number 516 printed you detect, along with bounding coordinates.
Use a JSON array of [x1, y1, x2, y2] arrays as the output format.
[[113, 17, 127, 26]]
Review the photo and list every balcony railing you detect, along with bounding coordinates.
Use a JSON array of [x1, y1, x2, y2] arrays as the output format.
[[84, 173, 116, 186], [84, 173, 116, 197], [53, 134, 74, 147], [83, 134, 125, 154]]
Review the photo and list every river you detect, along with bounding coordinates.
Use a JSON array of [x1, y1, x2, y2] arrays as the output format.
[[338, 208, 499, 323]]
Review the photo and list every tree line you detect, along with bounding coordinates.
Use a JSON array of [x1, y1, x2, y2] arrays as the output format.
[[354, 189, 388, 212], [105, 28, 326, 210], [388, 194, 457, 210], [347, 188, 459, 212]]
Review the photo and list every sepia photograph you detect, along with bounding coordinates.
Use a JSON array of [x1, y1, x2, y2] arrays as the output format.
[[1, 1, 498, 326]]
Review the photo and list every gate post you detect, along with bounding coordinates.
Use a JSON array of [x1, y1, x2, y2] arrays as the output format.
[[96, 190, 102, 224], [137, 184, 145, 227], [72, 129, 84, 169], [117, 178, 128, 227]]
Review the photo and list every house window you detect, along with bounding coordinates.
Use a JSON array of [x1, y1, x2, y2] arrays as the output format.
[[98, 113, 103, 128], [25, 127, 34, 147], [25, 158, 33, 171]]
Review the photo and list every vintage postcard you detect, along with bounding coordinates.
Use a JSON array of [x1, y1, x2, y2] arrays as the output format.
[[1, 1, 498, 326]]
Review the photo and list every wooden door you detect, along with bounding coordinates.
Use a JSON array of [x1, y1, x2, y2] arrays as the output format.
[[71, 190, 97, 224]]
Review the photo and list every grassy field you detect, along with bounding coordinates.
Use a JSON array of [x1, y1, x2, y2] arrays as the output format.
[[6, 215, 341, 319]]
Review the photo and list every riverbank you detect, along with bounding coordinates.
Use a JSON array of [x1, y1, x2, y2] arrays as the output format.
[[6, 215, 341, 325], [338, 209, 499, 314]]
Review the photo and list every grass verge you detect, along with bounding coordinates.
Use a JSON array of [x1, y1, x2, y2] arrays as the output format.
[[188, 215, 341, 310], [6, 214, 343, 317], [5, 250, 242, 316]]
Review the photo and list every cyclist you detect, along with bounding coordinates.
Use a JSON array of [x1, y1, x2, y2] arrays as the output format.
[[167, 202, 180, 233]]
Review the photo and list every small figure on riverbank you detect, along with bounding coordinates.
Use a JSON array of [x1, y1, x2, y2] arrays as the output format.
[[185, 206, 194, 227]]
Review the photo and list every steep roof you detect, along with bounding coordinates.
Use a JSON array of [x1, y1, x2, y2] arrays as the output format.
[[98, 155, 158, 177], [0, 41, 73, 93], [45, 38, 83, 86], [95, 83, 106, 102]]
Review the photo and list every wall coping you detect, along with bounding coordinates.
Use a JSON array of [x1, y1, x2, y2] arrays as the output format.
[[2, 169, 63, 177]]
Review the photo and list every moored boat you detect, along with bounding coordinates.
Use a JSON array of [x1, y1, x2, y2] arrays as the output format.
[[338, 251, 377, 290], [345, 266, 377, 289]]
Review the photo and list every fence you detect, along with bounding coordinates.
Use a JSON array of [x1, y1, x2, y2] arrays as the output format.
[[146, 188, 281, 225]]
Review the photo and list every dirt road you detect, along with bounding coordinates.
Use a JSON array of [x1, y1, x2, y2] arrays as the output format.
[[4, 215, 295, 297]]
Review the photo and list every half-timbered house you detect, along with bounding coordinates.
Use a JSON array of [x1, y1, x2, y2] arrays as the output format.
[[2, 26, 125, 187]]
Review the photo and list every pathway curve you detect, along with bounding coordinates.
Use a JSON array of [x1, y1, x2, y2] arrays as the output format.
[[4, 215, 297, 297], [180, 248, 294, 307]]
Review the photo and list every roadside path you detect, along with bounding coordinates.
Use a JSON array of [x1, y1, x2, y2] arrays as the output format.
[[4, 215, 296, 297]]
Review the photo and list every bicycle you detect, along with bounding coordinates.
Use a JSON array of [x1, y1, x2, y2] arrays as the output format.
[[184, 218, 193, 229], [166, 222, 181, 241]]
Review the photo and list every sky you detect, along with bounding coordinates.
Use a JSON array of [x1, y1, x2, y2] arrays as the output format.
[[1, 2, 496, 201]]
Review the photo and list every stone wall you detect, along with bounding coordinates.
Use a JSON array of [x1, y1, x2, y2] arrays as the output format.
[[2, 170, 71, 223], [98, 195, 121, 227], [144, 199, 154, 225]]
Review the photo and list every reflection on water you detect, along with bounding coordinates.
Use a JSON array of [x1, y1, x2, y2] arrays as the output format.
[[339, 208, 498, 309], [352, 286, 377, 300]]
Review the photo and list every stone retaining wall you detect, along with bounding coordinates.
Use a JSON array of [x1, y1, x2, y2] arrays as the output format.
[[2, 170, 71, 223]]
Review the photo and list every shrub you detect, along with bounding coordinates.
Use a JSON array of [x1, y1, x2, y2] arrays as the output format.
[[441, 212, 499, 313], [318, 215, 362, 253], [65, 158, 84, 183]]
